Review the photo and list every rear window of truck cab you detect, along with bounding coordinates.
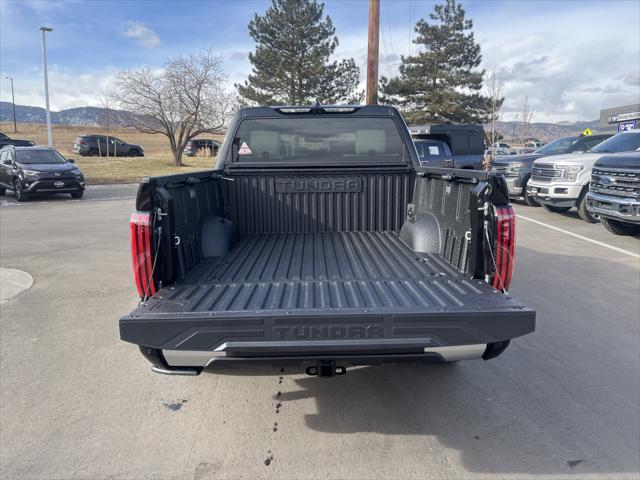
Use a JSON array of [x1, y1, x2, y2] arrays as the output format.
[[230, 117, 409, 164]]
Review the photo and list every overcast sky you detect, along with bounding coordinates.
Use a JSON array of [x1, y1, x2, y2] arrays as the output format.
[[1, 0, 638, 123]]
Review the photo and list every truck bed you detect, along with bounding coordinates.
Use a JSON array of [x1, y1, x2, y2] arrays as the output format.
[[121, 232, 534, 353]]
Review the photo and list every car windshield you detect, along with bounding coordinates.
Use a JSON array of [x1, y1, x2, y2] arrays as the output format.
[[16, 150, 67, 164], [535, 137, 578, 155], [233, 117, 409, 164], [590, 132, 640, 153]]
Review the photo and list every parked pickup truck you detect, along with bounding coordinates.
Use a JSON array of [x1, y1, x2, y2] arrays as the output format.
[[527, 131, 640, 222], [587, 152, 640, 235], [493, 134, 611, 207], [0, 132, 34, 148], [120, 105, 535, 377], [409, 124, 485, 169]]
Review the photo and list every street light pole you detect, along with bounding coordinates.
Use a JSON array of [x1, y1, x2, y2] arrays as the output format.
[[4, 76, 17, 133], [40, 26, 53, 147]]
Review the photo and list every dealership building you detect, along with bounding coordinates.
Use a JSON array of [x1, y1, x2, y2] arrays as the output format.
[[599, 104, 640, 133]]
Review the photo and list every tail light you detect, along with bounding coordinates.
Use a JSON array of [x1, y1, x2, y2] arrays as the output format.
[[130, 212, 156, 298], [492, 205, 516, 291]]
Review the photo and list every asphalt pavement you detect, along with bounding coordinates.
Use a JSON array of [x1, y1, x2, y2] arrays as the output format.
[[0, 185, 638, 479]]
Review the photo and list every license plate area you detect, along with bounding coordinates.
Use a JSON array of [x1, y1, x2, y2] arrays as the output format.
[[54, 181, 65, 187]]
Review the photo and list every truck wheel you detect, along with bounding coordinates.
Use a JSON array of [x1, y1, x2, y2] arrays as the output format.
[[128, 149, 142, 157], [602, 218, 640, 236], [13, 179, 26, 202], [88, 148, 99, 157], [523, 180, 540, 207], [577, 192, 599, 223], [542, 204, 571, 213], [70, 191, 84, 199]]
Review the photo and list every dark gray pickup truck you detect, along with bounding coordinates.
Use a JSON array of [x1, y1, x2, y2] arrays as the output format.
[[120, 105, 535, 377]]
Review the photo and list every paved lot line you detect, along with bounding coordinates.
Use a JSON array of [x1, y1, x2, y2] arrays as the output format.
[[518, 214, 640, 259]]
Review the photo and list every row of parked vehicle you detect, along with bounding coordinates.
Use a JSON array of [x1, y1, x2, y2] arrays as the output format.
[[492, 131, 640, 236]]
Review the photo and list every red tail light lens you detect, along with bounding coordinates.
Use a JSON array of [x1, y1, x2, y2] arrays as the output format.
[[492, 205, 516, 291], [130, 212, 156, 298]]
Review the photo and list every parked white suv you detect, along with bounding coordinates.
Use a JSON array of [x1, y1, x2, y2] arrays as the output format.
[[527, 131, 640, 222]]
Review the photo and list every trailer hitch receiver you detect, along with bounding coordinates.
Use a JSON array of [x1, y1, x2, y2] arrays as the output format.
[[306, 360, 346, 378]]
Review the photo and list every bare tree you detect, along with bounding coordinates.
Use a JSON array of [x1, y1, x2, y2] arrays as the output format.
[[484, 69, 504, 148], [519, 96, 534, 142], [111, 49, 235, 166]]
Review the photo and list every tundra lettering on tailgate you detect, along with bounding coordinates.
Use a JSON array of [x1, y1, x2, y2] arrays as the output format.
[[274, 325, 384, 340], [276, 178, 362, 193]]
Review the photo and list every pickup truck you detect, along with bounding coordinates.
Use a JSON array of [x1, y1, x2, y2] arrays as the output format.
[[587, 152, 640, 235], [119, 105, 535, 377], [409, 124, 485, 169], [0, 132, 34, 148], [493, 134, 611, 207], [527, 131, 640, 222]]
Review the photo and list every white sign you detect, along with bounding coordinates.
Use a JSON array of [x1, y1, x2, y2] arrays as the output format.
[[609, 111, 640, 123], [238, 142, 252, 155], [428, 146, 440, 155]]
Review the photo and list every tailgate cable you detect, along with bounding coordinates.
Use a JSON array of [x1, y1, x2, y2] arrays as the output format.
[[140, 218, 163, 305], [483, 219, 508, 296]]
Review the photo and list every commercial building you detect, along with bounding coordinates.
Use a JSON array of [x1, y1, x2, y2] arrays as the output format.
[[599, 104, 640, 133]]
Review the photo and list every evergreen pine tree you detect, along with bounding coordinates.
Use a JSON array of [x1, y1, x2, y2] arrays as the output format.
[[380, 0, 498, 124], [237, 0, 362, 105]]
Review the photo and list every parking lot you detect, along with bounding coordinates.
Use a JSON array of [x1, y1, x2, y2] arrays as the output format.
[[0, 184, 638, 479]]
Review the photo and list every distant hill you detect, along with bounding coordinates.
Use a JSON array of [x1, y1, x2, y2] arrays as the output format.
[[490, 120, 600, 143], [1, 101, 601, 142], [0, 102, 134, 127]]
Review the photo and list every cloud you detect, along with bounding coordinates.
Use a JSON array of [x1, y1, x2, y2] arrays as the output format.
[[122, 21, 160, 49]]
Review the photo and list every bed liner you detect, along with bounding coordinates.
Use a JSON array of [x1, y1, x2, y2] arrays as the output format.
[[120, 232, 534, 351]]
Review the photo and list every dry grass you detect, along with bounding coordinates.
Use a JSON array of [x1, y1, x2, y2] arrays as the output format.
[[0, 122, 222, 184]]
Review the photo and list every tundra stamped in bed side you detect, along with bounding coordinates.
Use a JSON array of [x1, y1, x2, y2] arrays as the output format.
[[120, 105, 535, 377]]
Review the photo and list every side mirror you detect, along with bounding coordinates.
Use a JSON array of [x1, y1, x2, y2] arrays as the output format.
[[67, 158, 75, 163]]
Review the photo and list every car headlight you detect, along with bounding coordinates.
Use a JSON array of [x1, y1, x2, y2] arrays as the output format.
[[72, 168, 83, 176], [563, 164, 584, 181], [22, 169, 39, 176]]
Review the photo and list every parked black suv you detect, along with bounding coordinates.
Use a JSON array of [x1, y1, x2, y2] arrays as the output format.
[[73, 135, 144, 157], [184, 138, 221, 157], [0, 146, 85, 201], [0, 132, 34, 148]]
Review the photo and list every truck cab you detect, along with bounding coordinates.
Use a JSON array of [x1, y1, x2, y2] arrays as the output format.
[[527, 131, 640, 222]]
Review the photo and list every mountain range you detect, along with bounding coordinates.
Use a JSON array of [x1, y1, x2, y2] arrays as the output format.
[[0, 101, 600, 142]]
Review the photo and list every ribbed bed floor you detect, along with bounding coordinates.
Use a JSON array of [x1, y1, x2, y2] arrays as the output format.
[[141, 232, 510, 315]]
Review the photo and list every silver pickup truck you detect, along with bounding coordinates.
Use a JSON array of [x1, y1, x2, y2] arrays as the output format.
[[527, 131, 640, 222]]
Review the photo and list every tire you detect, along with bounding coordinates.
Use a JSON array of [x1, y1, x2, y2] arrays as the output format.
[[523, 179, 540, 207], [542, 204, 571, 213], [0, 186, 5, 196], [13, 179, 26, 202], [601, 218, 640, 236], [577, 190, 599, 223], [129, 149, 143, 157], [71, 191, 84, 199], [88, 148, 99, 157]]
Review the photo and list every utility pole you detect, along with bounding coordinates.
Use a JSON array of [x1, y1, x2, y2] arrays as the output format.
[[4, 76, 17, 133], [40, 26, 53, 147], [366, 0, 380, 105]]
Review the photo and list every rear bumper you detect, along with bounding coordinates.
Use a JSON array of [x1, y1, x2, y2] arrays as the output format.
[[586, 192, 640, 223], [140, 341, 512, 375]]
